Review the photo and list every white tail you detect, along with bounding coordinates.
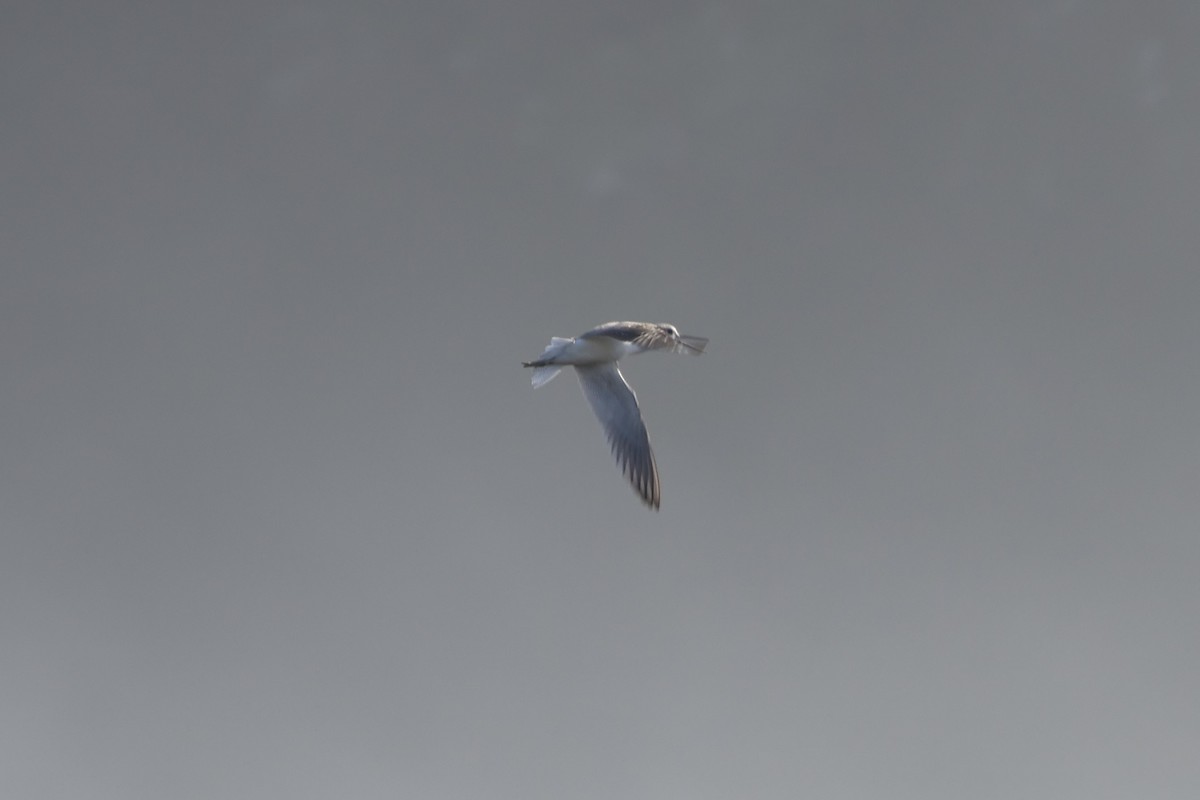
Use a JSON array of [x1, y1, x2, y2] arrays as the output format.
[[529, 365, 563, 388], [526, 337, 573, 387]]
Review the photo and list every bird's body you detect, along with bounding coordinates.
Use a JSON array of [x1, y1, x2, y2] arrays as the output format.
[[522, 321, 708, 510]]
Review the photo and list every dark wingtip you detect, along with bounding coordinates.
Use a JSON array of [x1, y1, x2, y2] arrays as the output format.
[[635, 492, 660, 511]]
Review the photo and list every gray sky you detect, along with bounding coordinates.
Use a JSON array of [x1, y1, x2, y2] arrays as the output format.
[[3, 2, 1199, 798]]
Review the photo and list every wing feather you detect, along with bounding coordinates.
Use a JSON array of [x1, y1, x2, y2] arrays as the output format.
[[574, 363, 661, 509]]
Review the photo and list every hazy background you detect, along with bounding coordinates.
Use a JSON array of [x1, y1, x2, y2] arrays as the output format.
[[3, 2, 1198, 798]]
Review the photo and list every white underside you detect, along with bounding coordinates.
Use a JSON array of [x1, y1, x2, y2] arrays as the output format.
[[547, 337, 643, 365], [527, 336, 644, 388]]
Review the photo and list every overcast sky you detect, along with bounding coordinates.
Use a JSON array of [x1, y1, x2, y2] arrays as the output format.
[[3, 2, 1199, 798]]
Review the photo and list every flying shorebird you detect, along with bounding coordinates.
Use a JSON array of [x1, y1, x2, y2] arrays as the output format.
[[522, 321, 708, 510]]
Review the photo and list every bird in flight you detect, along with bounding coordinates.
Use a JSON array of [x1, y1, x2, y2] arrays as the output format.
[[522, 321, 708, 510]]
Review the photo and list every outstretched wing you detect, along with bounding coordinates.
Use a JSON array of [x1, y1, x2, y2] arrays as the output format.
[[574, 363, 661, 509]]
